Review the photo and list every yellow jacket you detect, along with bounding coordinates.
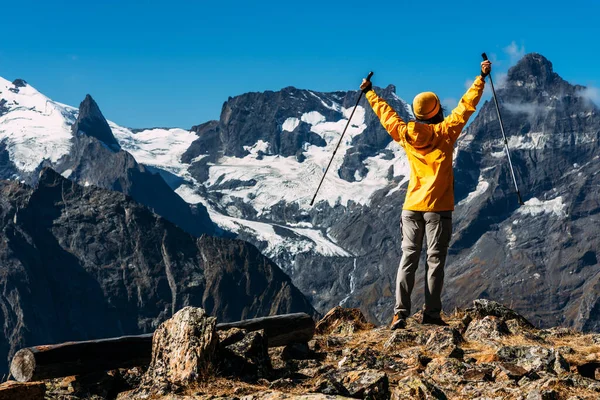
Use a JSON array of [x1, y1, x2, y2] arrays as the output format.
[[365, 75, 486, 211]]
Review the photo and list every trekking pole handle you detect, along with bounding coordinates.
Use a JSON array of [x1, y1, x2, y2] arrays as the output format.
[[481, 53, 488, 61], [366, 71, 374, 81]]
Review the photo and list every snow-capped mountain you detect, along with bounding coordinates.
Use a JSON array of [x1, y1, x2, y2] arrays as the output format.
[[172, 55, 599, 331], [1, 53, 598, 332], [0, 78, 215, 237]]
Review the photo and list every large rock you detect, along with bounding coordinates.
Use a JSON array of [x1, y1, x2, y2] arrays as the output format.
[[315, 307, 374, 335], [467, 300, 534, 328], [339, 369, 389, 400], [425, 327, 464, 359], [384, 329, 428, 349], [424, 357, 468, 385], [492, 362, 529, 382], [464, 315, 511, 343], [311, 373, 351, 397], [139, 307, 218, 393], [220, 329, 271, 379], [496, 346, 569, 374]]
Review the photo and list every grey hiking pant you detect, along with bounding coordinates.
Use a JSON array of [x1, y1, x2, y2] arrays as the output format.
[[395, 210, 452, 319]]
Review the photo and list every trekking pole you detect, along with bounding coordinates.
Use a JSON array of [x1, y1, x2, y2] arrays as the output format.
[[310, 71, 373, 206], [482, 53, 524, 205]]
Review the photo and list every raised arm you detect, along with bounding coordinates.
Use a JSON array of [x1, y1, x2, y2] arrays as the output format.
[[363, 89, 407, 145], [440, 60, 491, 143]]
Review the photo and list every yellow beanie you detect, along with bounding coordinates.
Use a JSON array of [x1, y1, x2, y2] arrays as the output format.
[[412, 92, 441, 120]]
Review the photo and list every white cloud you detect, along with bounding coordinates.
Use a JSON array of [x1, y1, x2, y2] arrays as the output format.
[[442, 97, 457, 110], [465, 78, 474, 90], [503, 102, 547, 117], [504, 41, 526, 64], [577, 86, 600, 106], [494, 72, 508, 88]]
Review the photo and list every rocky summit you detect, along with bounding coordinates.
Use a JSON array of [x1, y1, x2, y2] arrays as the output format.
[[3, 300, 600, 399]]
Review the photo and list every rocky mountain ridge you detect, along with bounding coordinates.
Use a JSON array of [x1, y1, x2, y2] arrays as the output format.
[[0, 167, 317, 377]]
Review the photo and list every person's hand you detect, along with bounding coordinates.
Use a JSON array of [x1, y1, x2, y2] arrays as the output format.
[[481, 60, 492, 78], [360, 78, 372, 93]]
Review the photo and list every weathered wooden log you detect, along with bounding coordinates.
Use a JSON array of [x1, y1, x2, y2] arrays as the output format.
[[11, 312, 314, 382]]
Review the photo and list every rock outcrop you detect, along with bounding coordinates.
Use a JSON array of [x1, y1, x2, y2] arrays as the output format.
[[22, 301, 600, 399], [136, 307, 218, 395]]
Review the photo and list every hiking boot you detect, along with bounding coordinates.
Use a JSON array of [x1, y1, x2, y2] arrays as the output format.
[[390, 314, 406, 330], [421, 315, 448, 326]]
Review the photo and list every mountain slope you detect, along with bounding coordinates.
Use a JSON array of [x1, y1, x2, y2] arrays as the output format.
[[0, 168, 317, 376]]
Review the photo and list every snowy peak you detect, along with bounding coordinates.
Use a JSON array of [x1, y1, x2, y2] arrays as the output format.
[[72, 94, 120, 151], [0, 76, 78, 174]]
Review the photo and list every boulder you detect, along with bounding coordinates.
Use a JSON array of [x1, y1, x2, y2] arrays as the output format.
[[496, 346, 569, 374], [384, 329, 427, 349], [575, 361, 600, 380], [464, 316, 510, 343], [492, 362, 529, 381], [0, 381, 45, 400], [462, 365, 494, 382], [139, 307, 218, 394], [526, 389, 559, 400], [220, 329, 272, 379], [315, 307, 374, 335], [338, 347, 386, 370], [424, 357, 467, 385], [340, 369, 389, 400], [468, 299, 534, 328], [312, 373, 350, 397], [564, 373, 600, 392], [218, 327, 248, 347], [425, 327, 464, 359], [281, 342, 311, 361]]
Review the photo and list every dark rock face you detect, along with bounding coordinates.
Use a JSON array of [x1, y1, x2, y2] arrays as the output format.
[[0, 168, 316, 376], [57, 96, 216, 238], [71, 95, 121, 151], [182, 84, 411, 184]]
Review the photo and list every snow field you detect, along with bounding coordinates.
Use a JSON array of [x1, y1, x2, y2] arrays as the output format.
[[517, 196, 567, 218], [0, 77, 76, 172], [110, 124, 198, 181]]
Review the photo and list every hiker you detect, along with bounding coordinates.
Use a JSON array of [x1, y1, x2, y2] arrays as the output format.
[[360, 59, 492, 329]]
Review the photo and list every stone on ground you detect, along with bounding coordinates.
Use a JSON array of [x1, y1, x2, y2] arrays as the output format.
[[315, 307, 374, 335], [139, 307, 218, 394]]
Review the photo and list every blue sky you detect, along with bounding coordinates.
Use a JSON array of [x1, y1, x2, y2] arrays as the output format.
[[1, 0, 598, 128]]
